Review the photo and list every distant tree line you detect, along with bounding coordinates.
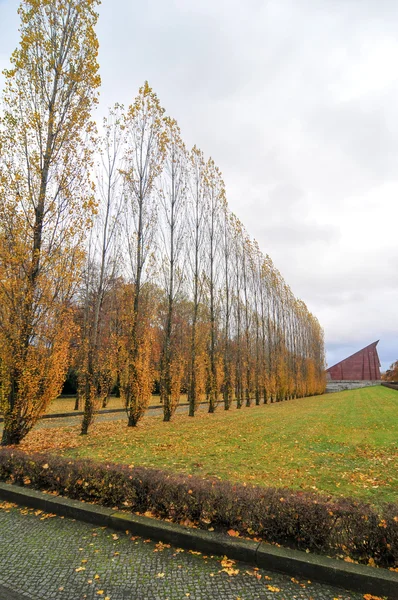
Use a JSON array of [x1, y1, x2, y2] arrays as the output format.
[[382, 360, 398, 382], [0, 0, 325, 446]]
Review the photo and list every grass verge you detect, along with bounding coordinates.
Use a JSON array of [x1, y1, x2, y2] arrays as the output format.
[[17, 386, 398, 506]]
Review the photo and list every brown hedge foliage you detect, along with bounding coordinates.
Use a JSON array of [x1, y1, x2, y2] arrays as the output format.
[[381, 382, 398, 391], [0, 448, 397, 568]]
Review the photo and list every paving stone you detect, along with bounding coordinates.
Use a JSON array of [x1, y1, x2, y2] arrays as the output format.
[[0, 503, 364, 600]]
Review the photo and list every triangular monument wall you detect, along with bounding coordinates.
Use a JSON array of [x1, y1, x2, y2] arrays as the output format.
[[326, 341, 381, 381]]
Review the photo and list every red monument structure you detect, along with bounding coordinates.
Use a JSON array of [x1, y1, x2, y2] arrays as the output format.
[[326, 341, 381, 382]]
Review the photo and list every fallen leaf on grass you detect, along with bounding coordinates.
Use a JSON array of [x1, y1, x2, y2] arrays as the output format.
[[19, 427, 79, 453]]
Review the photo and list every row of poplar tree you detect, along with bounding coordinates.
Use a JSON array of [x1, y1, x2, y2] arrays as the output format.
[[0, 0, 325, 446]]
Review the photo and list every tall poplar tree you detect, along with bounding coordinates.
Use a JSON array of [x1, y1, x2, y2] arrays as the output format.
[[203, 159, 224, 413], [221, 202, 234, 410], [186, 147, 207, 416], [121, 82, 166, 426], [0, 0, 100, 445], [158, 118, 187, 422], [80, 107, 124, 435]]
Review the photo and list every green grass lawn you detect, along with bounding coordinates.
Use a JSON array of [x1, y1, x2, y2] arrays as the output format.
[[24, 386, 398, 506]]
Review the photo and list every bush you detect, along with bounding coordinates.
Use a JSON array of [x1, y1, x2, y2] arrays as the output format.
[[0, 448, 397, 568]]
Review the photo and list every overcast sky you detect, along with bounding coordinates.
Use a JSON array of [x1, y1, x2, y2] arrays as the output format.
[[1, 0, 397, 371]]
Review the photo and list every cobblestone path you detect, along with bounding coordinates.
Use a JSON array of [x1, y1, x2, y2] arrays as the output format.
[[0, 502, 364, 600]]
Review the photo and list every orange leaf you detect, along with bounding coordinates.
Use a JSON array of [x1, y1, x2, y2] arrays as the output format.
[[227, 529, 239, 537]]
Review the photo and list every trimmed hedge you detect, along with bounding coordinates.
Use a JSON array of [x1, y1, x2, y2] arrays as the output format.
[[0, 448, 397, 568], [381, 382, 398, 391]]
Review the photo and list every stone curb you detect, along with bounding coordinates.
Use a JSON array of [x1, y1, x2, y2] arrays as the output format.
[[0, 482, 397, 599]]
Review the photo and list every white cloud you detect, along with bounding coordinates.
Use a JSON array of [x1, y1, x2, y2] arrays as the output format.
[[1, 0, 397, 370]]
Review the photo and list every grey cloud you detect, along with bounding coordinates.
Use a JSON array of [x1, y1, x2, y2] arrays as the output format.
[[1, 0, 398, 376], [254, 221, 339, 249], [308, 103, 398, 183], [278, 251, 398, 307]]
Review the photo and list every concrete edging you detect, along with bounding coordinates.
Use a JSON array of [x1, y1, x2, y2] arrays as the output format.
[[0, 482, 397, 598]]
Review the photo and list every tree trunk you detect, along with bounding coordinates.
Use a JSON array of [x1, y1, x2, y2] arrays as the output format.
[[1, 426, 25, 446]]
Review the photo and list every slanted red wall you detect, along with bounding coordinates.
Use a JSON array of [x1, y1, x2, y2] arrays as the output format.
[[326, 341, 381, 381]]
